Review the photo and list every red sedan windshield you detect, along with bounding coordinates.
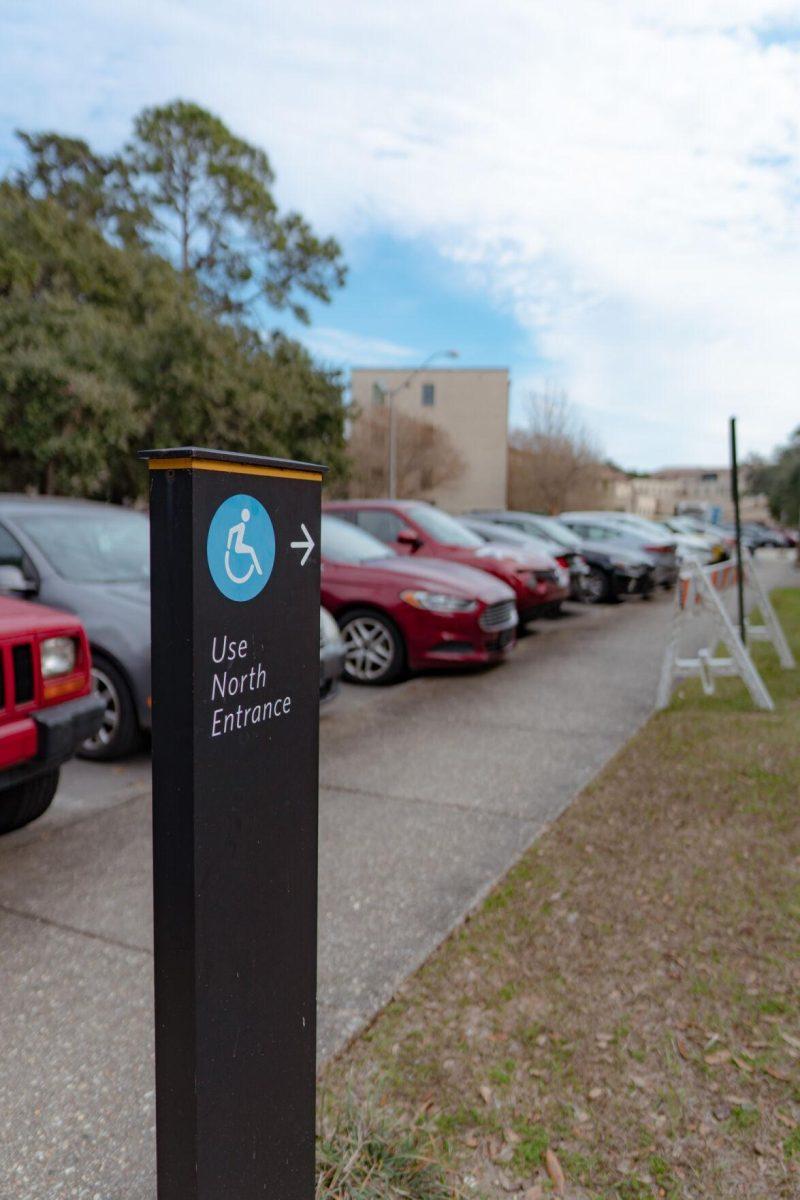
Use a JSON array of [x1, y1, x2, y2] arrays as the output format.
[[408, 506, 483, 548], [321, 515, 395, 563]]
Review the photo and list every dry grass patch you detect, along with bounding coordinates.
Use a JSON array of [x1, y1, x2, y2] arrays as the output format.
[[320, 588, 800, 1200]]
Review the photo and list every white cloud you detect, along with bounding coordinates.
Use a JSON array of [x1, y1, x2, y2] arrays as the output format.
[[300, 327, 418, 368], [3, 0, 800, 465]]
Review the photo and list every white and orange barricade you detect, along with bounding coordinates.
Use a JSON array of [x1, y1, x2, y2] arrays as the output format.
[[656, 553, 794, 712]]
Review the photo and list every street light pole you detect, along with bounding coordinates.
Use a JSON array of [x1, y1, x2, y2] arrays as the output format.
[[382, 349, 459, 498], [388, 392, 398, 500]]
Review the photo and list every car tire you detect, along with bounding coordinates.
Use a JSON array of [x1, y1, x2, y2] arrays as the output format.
[[79, 655, 140, 760], [582, 567, 611, 604], [338, 608, 405, 685], [0, 769, 59, 835]]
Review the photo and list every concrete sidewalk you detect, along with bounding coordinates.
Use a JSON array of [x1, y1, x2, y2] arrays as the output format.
[[0, 553, 794, 1198]]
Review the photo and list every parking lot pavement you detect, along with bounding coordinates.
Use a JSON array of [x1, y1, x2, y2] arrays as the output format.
[[0, 554, 795, 1196]]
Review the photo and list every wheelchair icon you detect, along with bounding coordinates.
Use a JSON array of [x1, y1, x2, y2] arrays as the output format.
[[224, 508, 263, 585], [207, 494, 275, 602]]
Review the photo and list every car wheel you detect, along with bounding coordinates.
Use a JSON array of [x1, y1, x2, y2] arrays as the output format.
[[338, 609, 405, 685], [0, 769, 59, 835], [582, 567, 611, 604], [80, 655, 140, 760]]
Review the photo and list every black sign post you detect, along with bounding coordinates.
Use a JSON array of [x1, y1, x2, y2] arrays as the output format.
[[729, 416, 746, 644], [141, 446, 324, 1200]]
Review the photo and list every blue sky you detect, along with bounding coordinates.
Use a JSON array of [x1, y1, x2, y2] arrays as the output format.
[[282, 231, 536, 386], [3, 0, 800, 470]]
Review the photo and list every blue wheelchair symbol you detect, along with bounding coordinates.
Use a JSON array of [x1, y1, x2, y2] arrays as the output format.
[[207, 494, 275, 602]]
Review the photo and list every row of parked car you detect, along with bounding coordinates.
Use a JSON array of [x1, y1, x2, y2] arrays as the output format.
[[0, 491, 792, 832]]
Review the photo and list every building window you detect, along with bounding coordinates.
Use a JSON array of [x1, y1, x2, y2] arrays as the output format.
[[371, 382, 385, 406], [421, 383, 435, 407]]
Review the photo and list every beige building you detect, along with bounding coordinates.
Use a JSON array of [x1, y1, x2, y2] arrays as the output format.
[[349, 367, 509, 511], [601, 465, 769, 523]]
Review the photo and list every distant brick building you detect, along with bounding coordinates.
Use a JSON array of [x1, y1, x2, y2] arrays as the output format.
[[600, 465, 769, 522]]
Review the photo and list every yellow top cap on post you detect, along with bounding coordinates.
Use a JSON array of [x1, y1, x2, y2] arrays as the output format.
[[139, 446, 325, 483]]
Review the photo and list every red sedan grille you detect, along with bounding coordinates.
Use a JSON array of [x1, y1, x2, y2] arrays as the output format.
[[479, 599, 517, 632]]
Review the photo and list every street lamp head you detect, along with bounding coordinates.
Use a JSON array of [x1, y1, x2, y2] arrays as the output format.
[[445, 349, 459, 359]]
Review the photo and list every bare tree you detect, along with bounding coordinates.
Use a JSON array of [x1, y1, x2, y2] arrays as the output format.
[[509, 387, 604, 513], [346, 407, 465, 499]]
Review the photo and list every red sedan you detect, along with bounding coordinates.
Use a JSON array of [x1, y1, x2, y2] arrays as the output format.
[[321, 515, 518, 684], [324, 499, 569, 621]]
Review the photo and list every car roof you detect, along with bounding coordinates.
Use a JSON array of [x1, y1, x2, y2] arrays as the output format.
[[0, 493, 139, 516], [560, 512, 621, 521], [324, 498, 423, 510]]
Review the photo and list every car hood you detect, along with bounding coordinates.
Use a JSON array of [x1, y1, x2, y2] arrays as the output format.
[[97, 580, 151, 606], [472, 541, 554, 570], [324, 554, 515, 603], [0, 595, 86, 637], [35, 577, 152, 651]]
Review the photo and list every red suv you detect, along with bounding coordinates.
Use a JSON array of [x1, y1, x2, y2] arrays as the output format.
[[324, 500, 569, 621], [321, 515, 517, 683], [0, 597, 104, 834]]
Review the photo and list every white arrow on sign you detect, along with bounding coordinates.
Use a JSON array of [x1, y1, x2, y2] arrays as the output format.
[[290, 523, 315, 567]]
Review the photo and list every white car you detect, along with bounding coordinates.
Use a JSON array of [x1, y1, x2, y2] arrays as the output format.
[[563, 511, 715, 566], [660, 516, 727, 562]]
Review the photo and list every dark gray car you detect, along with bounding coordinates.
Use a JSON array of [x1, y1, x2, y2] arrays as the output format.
[[558, 514, 678, 590], [466, 510, 656, 603], [0, 496, 151, 759]]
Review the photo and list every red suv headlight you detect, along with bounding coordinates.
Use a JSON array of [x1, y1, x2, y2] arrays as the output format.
[[40, 636, 77, 677]]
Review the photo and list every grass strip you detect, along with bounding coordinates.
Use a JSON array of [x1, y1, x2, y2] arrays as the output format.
[[318, 587, 800, 1200]]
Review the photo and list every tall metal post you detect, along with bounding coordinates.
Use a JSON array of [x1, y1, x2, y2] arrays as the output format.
[[730, 417, 746, 644]]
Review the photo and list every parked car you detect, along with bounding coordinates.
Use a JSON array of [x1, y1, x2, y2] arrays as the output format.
[[468, 510, 655, 603], [561, 511, 681, 590], [719, 521, 787, 550], [0, 595, 104, 833], [0, 496, 151, 760], [319, 607, 346, 704], [588, 511, 714, 566], [560, 513, 679, 589], [320, 514, 517, 683], [662, 515, 732, 558], [460, 515, 589, 604], [324, 499, 568, 622], [662, 516, 729, 561]]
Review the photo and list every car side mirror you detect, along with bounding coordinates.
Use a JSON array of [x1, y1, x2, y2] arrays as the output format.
[[396, 528, 422, 551], [0, 564, 37, 597]]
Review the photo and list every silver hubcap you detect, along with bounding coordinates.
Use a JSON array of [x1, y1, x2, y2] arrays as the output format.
[[341, 616, 395, 681], [83, 666, 121, 751], [583, 571, 605, 602]]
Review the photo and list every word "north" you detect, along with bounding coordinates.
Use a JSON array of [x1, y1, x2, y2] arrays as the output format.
[[211, 661, 267, 700]]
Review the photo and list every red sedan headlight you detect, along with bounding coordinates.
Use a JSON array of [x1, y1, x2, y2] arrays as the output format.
[[400, 590, 478, 614]]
